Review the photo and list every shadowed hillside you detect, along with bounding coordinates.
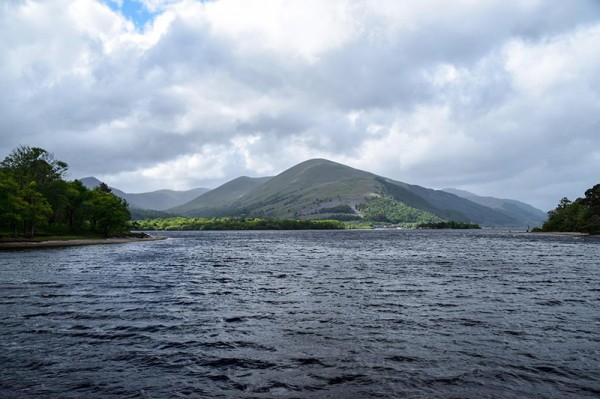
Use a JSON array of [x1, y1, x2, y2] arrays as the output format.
[[443, 188, 547, 227]]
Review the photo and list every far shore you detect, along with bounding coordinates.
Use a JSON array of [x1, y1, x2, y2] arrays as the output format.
[[528, 231, 599, 238], [0, 235, 165, 250]]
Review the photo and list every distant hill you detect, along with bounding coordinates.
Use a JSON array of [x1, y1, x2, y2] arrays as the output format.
[[122, 188, 210, 211], [80, 177, 128, 197], [170, 159, 528, 227], [443, 188, 547, 227], [78, 177, 209, 211], [169, 176, 273, 216]]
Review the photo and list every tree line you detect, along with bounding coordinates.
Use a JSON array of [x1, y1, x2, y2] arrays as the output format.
[[536, 184, 600, 234], [0, 146, 130, 238], [416, 221, 480, 229], [357, 195, 443, 226], [134, 217, 345, 231]]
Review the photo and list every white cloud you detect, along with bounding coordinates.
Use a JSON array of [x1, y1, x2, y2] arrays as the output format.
[[201, 0, 358, 62], [1, 0, 599, 210]]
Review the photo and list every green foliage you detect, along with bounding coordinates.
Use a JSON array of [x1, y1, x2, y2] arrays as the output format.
[[357, 196, 444, 224], [0, 146, 68, 189], [0, 146, 130, 239], [20, 182, 53, 237], [130, 208, 175, 220], [320, 213, 362, 221], [416, 221, 481, 229], [88, 189, 131, 237], [317, 204, 355, 214], [133, 217, 345, 231], [344, 220, 375, 229], [541, 184, 600, 234], [0, 171, 27, 237]]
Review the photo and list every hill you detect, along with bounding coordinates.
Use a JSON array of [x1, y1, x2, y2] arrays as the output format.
[[79, 177, 209, 211], [171, 159, 528, 227], [169, 176, 273, 216], [443, 188, 547, 227]]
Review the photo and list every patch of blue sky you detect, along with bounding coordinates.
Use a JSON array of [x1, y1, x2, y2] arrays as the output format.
[[100, 0, 156, 30]]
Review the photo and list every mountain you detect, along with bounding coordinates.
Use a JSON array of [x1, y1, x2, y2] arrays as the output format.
[[170, 159, 527, 227], [169, 176, 273, 216], [80, 176, 128, 197], [119, 188, 210, 211], [80, 160, 544, 227], [78, 177, 210, 211], [443, 188, 547, 227]]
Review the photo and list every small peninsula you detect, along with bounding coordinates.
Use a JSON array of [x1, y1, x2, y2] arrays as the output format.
[[0, 146, 136, 246]]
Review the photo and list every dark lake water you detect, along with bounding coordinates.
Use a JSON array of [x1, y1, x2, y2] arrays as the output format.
[[1, 230, 599, 398]]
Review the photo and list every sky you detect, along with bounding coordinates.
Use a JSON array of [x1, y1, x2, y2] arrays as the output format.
[[1, 0, 599, 211]]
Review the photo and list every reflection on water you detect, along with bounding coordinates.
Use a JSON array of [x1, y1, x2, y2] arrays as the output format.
[[1, 230, 599, 398]]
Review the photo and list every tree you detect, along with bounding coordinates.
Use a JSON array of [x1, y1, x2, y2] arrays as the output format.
[[1, 145, 68, 189], [98, 182, 112, 193], [1, 146, 71, 226], [0, 171, 27, 237], [88, 189, 131, 237], [583, 184, 600, 210], [0, 146, 133, 239], [20, 182, 53, 237], [581, 184, 600, 234], [541, 184, 600, 234], [64, 180, 92, 232]]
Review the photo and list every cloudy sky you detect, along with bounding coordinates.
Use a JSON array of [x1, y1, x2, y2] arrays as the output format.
[[1, 0, 599, 210]]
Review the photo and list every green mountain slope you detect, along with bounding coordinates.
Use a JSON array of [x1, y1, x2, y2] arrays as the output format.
[[169, 176, 272, 216], [443, 188, 547, 227], [402, 183, 521, 226], [222, 159, 388, 218], [171, 158, 523, 226]]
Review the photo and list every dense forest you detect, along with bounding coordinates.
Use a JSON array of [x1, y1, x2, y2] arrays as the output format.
[[536, 184, 600, 234], [0, 146, 130, 238]]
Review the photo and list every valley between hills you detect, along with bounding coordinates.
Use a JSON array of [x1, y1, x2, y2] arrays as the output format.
[[82, 159, 546, 228]]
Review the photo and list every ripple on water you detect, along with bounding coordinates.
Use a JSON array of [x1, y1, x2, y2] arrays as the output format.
[[0, 230, 599, 398]]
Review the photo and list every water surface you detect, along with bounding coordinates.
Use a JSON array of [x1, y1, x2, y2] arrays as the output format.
[[1, 230, 599, 398]]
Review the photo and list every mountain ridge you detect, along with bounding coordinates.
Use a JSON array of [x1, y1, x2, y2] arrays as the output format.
[[169, 176, 273, 216], [442, 188, 547, 227], [80, 159, 546, 227], [169, 159, 541, 227], [79, 177, 210, 211]]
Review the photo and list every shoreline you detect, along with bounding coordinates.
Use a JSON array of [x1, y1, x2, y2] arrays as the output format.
[[0, 236, 165, 250], [528, 231, 599, 238]]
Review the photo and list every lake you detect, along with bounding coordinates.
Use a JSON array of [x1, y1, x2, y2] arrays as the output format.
[[1, 230, 599, 398]]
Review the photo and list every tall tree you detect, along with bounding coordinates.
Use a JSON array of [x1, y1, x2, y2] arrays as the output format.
[[20, 182, 52, 237], [581, 184, 600, 233], [64, 180, 92, 232], [541, 184, 600, 234], [1, 146, 70, 226], [0, 171, 27, 237], [1, 146, 68, 189], [88, 188, 131, 237]]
